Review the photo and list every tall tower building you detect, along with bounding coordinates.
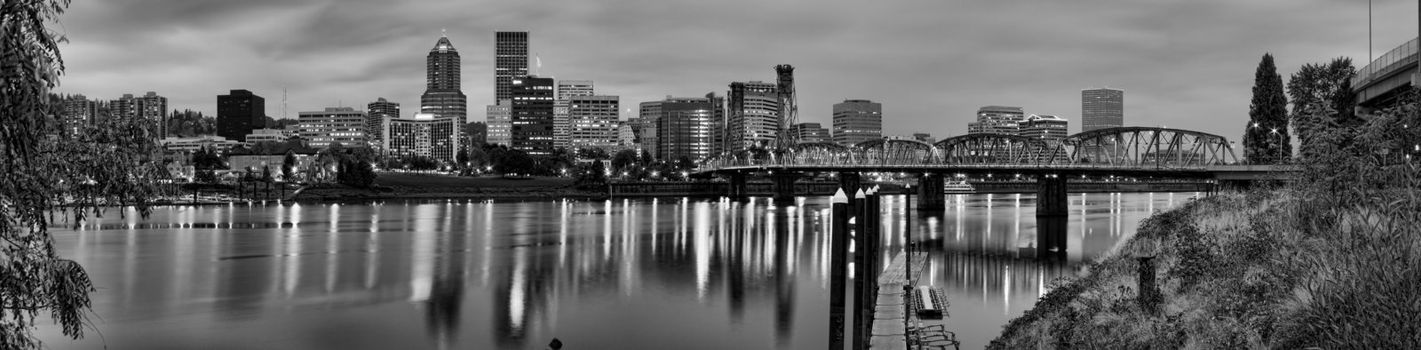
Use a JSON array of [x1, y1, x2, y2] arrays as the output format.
[[217, 90, 265, 142], [59, 94, 101, 135], [495, 31, 529, 103], [831, 99, 882, 147], [366, 97, 400, 145], [113, 92, 169, 139], [967, 105, 1025, 135], [510, 76, 555, 156], [1081, 88, 1124, 132], [555, 80, 594, 150], [727, 81, 779, 152], [421, 34, 467, 126]]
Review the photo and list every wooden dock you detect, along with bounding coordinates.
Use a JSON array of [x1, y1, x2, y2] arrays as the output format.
[[869, 252, 929, 349]]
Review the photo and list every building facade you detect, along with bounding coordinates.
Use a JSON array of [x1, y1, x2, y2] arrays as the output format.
[[495, 31, 529, 103], [366, 97, 399, 144], [217, 89, 264, 142], [510, 76, 555, 156], [555, 80, 594, 150], [791, 122, 830, 143], [244, 128, 292, 143], [727, 81, 779, 152], [486, 101, 512, 146], [967, 105, 1025, 135], [1081, 88, 1123, 132], [59, 94, 102, 135], [113, 92, 169, 139], [298, 107, 367, 148], [638, 101, 662, 157], [912, 132, 935, 144], [1019, 114, 1070, 144], [421, 35, 467, 126], [385, 112, 458, 163], [654, 96, 715, 162], [832, 99, 882, 147], [568, 95, 620, 151]]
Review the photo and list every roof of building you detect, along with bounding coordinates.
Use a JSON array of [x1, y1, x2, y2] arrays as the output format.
[[432, 35, 455, 52]]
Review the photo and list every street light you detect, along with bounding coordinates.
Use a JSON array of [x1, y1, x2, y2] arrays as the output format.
[[1270, 128, 1282, 164]]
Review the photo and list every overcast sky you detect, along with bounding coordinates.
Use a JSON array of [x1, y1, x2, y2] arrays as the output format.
[[54, 0, 1418, 140]]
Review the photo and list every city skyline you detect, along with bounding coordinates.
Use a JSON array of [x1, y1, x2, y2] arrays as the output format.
[[52, 1, 1418, 140]]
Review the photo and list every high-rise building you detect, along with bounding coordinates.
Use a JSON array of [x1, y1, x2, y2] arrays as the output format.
[[59, 94, 101, 135], [510, 76, 555, 156], [1081, 88, 1123, 132], [385, 112, 458, 164], [421, 35, 467, 126], [616, 120, 637, 150], [967, 106, 1025, 135], [707, 93, 726, 156], [555, 80, 594, 150], [1019, 114, 1070, 144], [832, 99, 882, 147], [654, 96, 715, 162], [568, 95, 620, 150], [298, 107, 366, 148], [638, 101, 662, 157], [495, 31, 529, 103], [790, 122, 830, 143], [727, 81, 779, 152], [366, 97, 399, 145], [113, 92, 169, 139], [486, 101, 511, 146], [218, 90, 265, 142]]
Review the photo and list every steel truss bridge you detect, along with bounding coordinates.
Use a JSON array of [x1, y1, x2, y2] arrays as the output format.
[[692, 127, 1291, 215]]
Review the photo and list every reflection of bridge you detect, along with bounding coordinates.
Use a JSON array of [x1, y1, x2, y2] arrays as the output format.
[[695, 127, 1291, 214]]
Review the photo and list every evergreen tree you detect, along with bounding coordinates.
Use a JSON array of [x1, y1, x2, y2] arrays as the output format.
[[1244, 53, 1291, 164]]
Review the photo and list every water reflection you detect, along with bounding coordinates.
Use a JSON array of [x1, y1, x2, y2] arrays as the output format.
[[42, 192, 1191, 349]]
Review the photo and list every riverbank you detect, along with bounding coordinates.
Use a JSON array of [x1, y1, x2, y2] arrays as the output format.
[[291, 173, 608, 201], [988, 185, 1421, 348]]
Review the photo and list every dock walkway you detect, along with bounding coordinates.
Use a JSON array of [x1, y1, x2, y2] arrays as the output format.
[[869, 252, 929, 349]]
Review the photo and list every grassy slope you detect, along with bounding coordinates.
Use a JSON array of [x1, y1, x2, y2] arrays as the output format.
[[989, 188, 1421, 349]]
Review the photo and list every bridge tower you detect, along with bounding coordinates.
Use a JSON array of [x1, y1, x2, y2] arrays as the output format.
[[775, 64, 798, 151]]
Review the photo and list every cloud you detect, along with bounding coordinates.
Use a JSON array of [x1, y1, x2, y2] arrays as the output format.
[[52, 0, 1418, 141]]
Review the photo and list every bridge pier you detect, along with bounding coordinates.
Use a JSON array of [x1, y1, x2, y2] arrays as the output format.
[[770, 172, 801, 206], [1036, 175, 1068, 217], [917, 173, 945, 211], [727, 172, 748, 201]]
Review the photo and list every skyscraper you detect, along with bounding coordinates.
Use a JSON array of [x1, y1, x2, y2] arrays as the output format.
[[486, 102, 512, 146], [967, 106, 1025, 135], [555, 80, 594, 150], [217, 90, 265, 142], [495, 31, 529, 103], [568, 95, 620, 150], [638, 101, 662, 157], [510, 76, 555, 156], [727, 81, 779, 152], [832, 99, 882, 147], [59, 94, 101, 135], [421, 34, 467, 126], [1081, 88, 1124, 132], [298, 107, 366, 148], [366, 97, 400, 145], [655, 96, 715, 162], [113, 92, 169, 139]]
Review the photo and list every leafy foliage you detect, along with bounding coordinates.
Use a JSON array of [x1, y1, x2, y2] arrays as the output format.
[[1243, 53, 1291, 164]]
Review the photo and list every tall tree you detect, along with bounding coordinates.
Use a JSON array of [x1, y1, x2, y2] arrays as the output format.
[[3, 1, 164, 347], [1244, 53, 1291, 164], [1288, 58, 1357, 160]]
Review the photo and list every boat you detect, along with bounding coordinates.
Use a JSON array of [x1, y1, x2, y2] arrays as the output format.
[[943, 180, 975, 194]]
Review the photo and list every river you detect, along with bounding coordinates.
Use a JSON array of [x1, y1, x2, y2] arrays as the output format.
[[36, 192, 1195, 349]]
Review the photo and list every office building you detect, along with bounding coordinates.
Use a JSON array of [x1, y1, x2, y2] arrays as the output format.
[[244, 128, 293, 144], [638, 101, 662, 157], [510, 76, 555, 156], [654, 96, 716, 162], [912, 133, 935, 144], [486, 102, 512, 146], [217, 90, 265, 142], [465, 122, 488, 147], [791, 122, 829, 143], [113, 91, 169, 139], [726, 81, 779, 152], [1081, 88, 1123, 132], [366, 98, 399, 144], [495, 31, 529, 102], [385, 112, 458, 163], [1019, 114, 1070, 144], [967, 105, 1025, 135], [832, 99, 882, 147], [298, 107, 366, 148], [555, 80, 594, 150], [568, 95, 620, 150]]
